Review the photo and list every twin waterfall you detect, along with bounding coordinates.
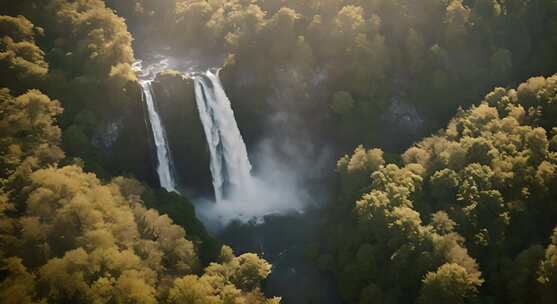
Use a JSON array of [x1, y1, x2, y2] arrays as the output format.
[[193, 70, 253, 202], [140, 80, 177, 192], [135, 59, 177, 192], [138, 60, 252, 201]]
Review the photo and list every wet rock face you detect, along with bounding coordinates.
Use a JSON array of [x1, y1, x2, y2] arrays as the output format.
[[219, 62, 268, 150], [102, 83, 158, 185], [152, 72, 213, 196], [219, 61, 330, 154], [384, 98, 424, 131], [93, 120, 122, 150], [378, 95, 426, 152]]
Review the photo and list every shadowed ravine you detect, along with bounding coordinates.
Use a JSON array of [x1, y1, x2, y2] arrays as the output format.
[[219, 213, 342, 304], [138, 56, 340, 303], [4, 2, 557, 304]]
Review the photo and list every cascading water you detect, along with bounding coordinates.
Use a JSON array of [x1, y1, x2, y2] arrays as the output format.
[[194, 70, 253, 201], [134, 60, 177, 192], [133, 58, 304, 226]]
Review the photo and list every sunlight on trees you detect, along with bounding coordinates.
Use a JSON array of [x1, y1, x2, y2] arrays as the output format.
[[1, 0, 557, 303], [323, 73, 557, 303]]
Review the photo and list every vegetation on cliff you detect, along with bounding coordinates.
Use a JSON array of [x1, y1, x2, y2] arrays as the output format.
[[320, 74, 557, 303], [1, 0, 556, 303], [0, 1, 277, 303]]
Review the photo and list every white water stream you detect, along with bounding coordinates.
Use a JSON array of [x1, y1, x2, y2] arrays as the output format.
[[134, 60, 177, 192], [193, 70, 253, 202]]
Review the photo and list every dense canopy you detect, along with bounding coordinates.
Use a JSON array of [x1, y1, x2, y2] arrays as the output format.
[[0, 1, 278, 303], [322, 74, 557, 303], [0, 0, 556, 303]]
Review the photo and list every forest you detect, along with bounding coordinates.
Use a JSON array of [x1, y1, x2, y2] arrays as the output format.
[[0, 0, 556, 303]]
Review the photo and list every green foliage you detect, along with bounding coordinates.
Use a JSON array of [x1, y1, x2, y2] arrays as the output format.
[[141, 187, 221, 265], [323, 74, 557, 303], [168, 246, 279, 303], [0, 4, 278, 301], [0, 164, 276, 303], [149, 0, 557, 149], [539, 227, 557, 303], [0, 15, 47, 91], [336, 145, 385, 198], [44, 0, 135, 79], [2, 1, 557, 303], [0, 0, 148, 182], [330, 91, 355, 117], [418, 263, 482, 304], [0, 88, 63, 181], [0, 72, 276, 304], [505, 245, 545, 304]]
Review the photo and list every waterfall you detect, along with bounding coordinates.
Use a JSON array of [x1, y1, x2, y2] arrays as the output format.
[[194, 70, 253, 201], [134, 60, 177, 192], [140, 81, 176, 191]]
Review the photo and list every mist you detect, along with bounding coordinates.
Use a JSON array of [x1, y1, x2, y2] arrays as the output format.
[[195, 131, 331, 232]]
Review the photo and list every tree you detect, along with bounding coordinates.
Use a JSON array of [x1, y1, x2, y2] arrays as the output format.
[[332, 5, 365, 43], [418, 263, 482, 304], [0, 1, 272, 303], [0, 257, 39, 304], [262, 7, 301, 62], [337, 145, 385, 197], [330, 91, 355, 117], [168, 275, 219, 304], [489, 48, 512, 83], [0, 15, 47, 91], [0, 88, 63, 180], [0, 163, 277, 303], [539, 226, 557, 304], [405, 28, 426, 75], [506, 245, 544, 304], [325, 73, 557, 303], [444, 0, 471, 48]]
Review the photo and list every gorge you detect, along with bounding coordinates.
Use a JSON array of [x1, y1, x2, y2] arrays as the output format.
[[134, 56, 338, 302], [2, 1, 557, 303]]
